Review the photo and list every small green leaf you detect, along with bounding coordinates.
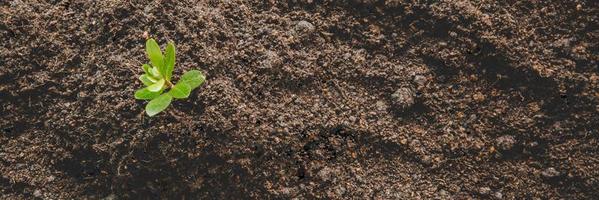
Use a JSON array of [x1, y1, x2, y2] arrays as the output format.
[[142, 64, 151, 74], [148, 79, 165, 92], [179, 70, 205, 89], [146, 74, 159, 82], [149, 67, 161, 78], [146, 93, 172, 116], [146, 39, 165, 75], [164, 42, 176, 81], [139, 74, 155, 86], [134, 87, 162, 100], [169, 82, 191, 99]]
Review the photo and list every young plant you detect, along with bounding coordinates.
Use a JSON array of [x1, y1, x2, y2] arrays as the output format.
[[135, 38, 205, 116]]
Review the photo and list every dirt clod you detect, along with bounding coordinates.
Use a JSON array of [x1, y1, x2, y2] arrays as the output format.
[[495, 135, 516, 151], [33, 190, 42, 197], [479, 187, 492, 195], [294, 20, 315, 35], [413, 75, 428, 86], [391, 87, 416, 110], [493, 192, 504, 199], [541, 167, 561, 178]]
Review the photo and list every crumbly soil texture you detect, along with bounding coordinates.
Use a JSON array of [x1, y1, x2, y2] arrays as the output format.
[[1, 0, 598, 199]]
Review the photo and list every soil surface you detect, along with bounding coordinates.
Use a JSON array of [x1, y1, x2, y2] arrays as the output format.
[[1, 0, 598, 199]]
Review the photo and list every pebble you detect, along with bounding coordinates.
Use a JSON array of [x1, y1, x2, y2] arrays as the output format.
[[46, 175, 56, 182], [479, 187, 491, 195], [349, 116, 357, 122], [376, 100, 387, 111], [318, 167, 334, 181], [529, 141, 539, 148], [495, 135, 516, 151], [295, 20, 315, 34], [333, 185, 346, 196], [438, 189, 450, 197], [420, 155, 432, 165], [280, 187, 293, 195], [391, 87, 415, 110], [33, 189, 42, 197], [541, 167, 560, 178], [343, 52, 352, 60], [493, 191, 503, 199], [413, 75, 427, 86]]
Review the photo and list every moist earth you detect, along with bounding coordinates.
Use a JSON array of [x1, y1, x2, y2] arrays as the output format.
[[1, 0, 598, 199]]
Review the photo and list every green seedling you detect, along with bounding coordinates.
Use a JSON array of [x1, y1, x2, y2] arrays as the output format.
[[135, 38, 205, 116]]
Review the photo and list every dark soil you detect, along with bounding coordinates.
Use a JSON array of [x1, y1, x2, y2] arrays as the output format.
[[1, 0, 598, 199]]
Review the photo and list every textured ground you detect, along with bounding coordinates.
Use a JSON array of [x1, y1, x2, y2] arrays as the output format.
[[1, 0, 598, 199]]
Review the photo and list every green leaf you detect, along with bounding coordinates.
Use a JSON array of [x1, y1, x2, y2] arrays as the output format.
[[147, 79, 165, 92], [139, 74, 155, 86], [134, 87, 162, 100], [164, 42, 176, 81], [168, 82, 191, 99], [179, 70, 205, 89], [146, 93, 172, 116], [142, 64, 151, 74], [146, 74, 159, 82], [146, 39, 164, 75], [149, 66, 161, 78]]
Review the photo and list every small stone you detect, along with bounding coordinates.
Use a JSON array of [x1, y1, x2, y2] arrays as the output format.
[[295, 20, 315, 34], [280, 187, 293, 195], [542, 167, 560, 178], [318, 167, 333, 181], [399, 138, 408, 145], [420, 155, 432, 165], [479, 187, 491, 195], [348, 116, 357, 122], [46, 175, 56, 182], [391, 87, 415, 110], [493, 191, 503, 199], [529, 141, 539, 147], [33, 190, 42, 197], [413, 75, 427, 86], [77, 91, 87, 98], [495, 135, 516, 151], [343, 53, 352, 60], [473, 92, 486, 102], [333, 186, 346, 196], [375, 100, 387, 111], [438, 189, 449, 197]]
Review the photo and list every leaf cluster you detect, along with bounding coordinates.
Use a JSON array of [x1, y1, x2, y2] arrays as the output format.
[[135, 38, 205, 116]]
